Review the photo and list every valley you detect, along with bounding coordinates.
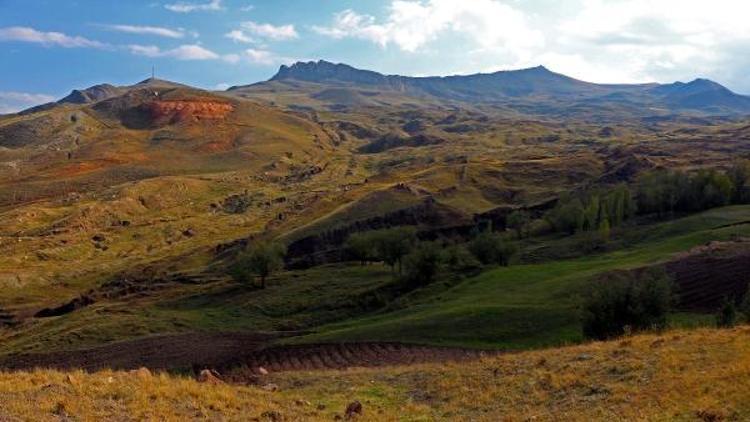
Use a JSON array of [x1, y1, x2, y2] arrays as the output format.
[[1, 59, 750, 420]]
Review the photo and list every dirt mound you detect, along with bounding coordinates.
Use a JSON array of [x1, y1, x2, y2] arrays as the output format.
[[146, 100, 234, 125], [668, 239, 750, 311], [222, 343, 490, 381]]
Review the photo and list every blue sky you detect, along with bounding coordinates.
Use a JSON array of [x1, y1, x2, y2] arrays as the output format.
[[2, 0, 750, 112]]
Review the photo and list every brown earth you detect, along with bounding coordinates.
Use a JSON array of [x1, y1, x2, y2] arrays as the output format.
[[0, 333, 490, 377], [668, 238, 750, 311], [222, 342, 491, 382]]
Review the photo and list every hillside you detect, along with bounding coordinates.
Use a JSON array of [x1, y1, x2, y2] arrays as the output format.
[[1, 327, 748, 420]]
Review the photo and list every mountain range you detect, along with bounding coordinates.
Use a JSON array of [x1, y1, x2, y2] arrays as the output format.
[[230, 60, 750, 119]]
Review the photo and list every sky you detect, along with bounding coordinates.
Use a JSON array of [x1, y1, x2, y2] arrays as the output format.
[[2, 0, 750, 113]]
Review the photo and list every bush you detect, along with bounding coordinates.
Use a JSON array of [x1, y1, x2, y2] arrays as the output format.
[[229, 242, 286, 288], [403, 242, 444, 286], [716, 297, 738, 328], [582, 269, 674, 340], [468, 232, 517, 266]]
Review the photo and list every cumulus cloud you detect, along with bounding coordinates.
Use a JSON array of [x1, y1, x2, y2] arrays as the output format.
[[225, 29, 254, 44], [312, 0, 543, 55], [240, 21, 298, 41], [128, 44, 223, 60], [313, 0, 750, 92], [98, 24, 185, 39], [0, 26, 108, 48], [244, 48, 294, 66], [0, 91, 56, 114], [164, 0, 223, 13]]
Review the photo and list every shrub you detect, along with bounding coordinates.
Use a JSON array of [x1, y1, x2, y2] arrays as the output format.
[[468, 232, 517, 266], [582, 269, 674, 340]]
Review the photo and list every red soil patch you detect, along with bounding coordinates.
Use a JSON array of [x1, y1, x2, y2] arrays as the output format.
[[146, 100, 233, 125]]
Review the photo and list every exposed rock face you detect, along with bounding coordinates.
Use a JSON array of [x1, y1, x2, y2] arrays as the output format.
[[146, 100, 234, 124]]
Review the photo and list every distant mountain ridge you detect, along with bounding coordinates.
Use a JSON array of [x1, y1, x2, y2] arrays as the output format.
[[251, 60, 750, 116]]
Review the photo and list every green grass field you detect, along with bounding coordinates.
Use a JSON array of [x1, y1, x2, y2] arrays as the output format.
[[295, 205, 750, 349]]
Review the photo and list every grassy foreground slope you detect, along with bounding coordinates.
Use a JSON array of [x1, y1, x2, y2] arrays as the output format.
[[301, 206, 750, 349], [2, 327, 749, 421]]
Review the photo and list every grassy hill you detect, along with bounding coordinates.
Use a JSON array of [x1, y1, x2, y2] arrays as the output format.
[[1, 326, 748, 420], [296, 206, 750, 349]]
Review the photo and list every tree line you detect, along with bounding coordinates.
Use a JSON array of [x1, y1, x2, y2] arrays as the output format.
[[544, 160, 750, 238]]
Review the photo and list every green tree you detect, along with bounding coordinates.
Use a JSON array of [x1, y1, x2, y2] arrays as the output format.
[[444, 243, 480, 273], [717, 297, 738, 328], [345, 232, 376, 265], [506, 210, 531, 239], [739, 286, 750, 323], [468, 232, 517, 266], [582, 269, 674, 340], [598, 217, 611, 242], [729, 160, 750, 204], [403, 242, 444, 286], [547, 197, 585, 235], [230, 242, 286, 289], [372, 227, 417, 274]]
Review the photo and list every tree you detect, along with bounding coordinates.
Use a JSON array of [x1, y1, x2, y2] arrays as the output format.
[[403, 242, 444, 286], [582, 269, 674, 340], [230, 242, 286, 288], [598, 217, 611, 242], [345, 232, 376, 265], [547, 197, 585, 235], [728, 160, 750, 204], [506, 210, 531, 239], [444, 244, 480, 273], [717, 297, 738, 328], [739, 286, 750, 323], [468, 232, 517, 267], [372, 227, 417, 274]]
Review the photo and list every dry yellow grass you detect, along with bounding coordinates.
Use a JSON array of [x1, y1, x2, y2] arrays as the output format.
[[1, 327, 749, 421]]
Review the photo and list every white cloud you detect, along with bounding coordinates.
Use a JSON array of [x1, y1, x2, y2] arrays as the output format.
[[244, 48, 294, 66], [312, 0, 543, 55], [128, 43, 220, 60], [240, 21, 298, 41], [164, 0, 223, 13], [240, 4, 254, 12], [214, 82, 231, 90], [99, 24, 186, 39], [0, 26, 107, 48], [313, 0, 750, 93], [0, 91, 56, 114], [225, 30, 255, 44]]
